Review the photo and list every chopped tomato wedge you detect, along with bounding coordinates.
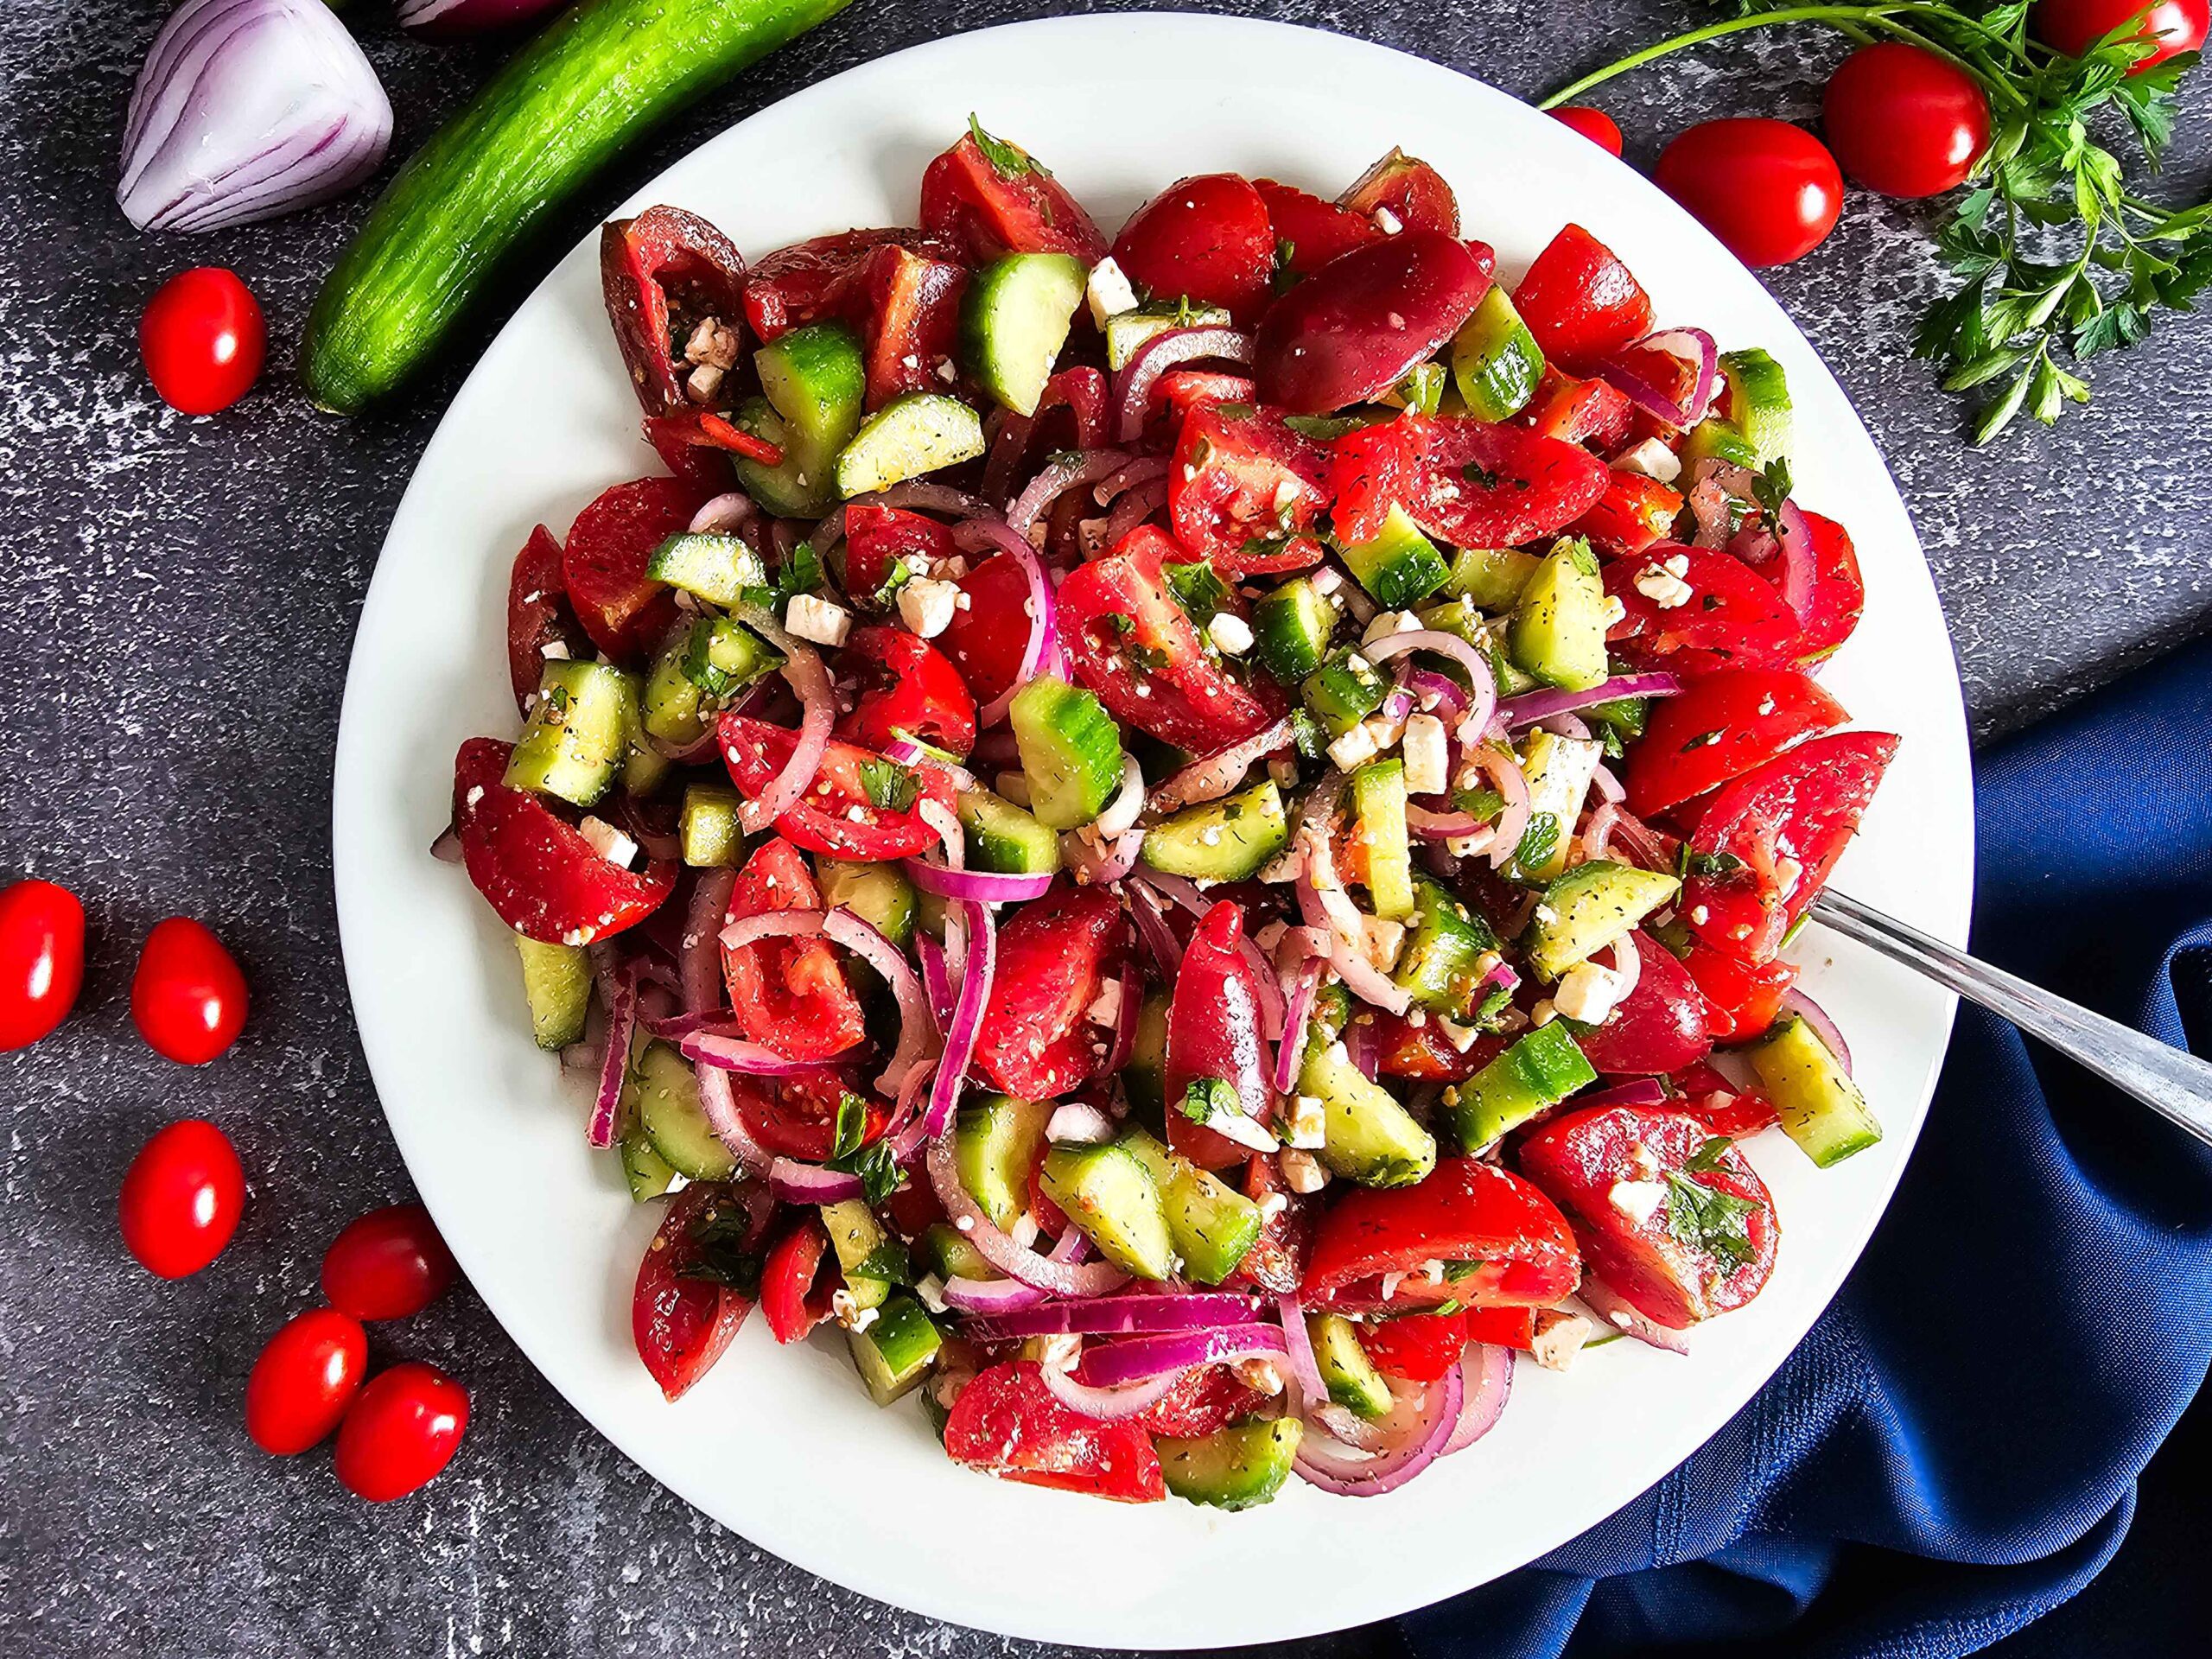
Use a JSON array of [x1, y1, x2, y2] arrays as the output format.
[[918, 127, 1106, 264], [857, 244, 968, 409], [1668, 1065, 1785, 1139], [505, 524, 582, 712], [721, 837, 866, 1063], [1573, 931, 1712, 1077], [760, 1215, 839, 1344], [1056, 526, 1278, 753], [741, 227, 957, 342], [1573, 468, 1685, 557], [599, 206, 749, 418], [1304, 1157, 1581, 1313], [943, 1360, 1165, 1502], [1357, 1311, 1471, 1381], [1163, 902, 1274, 1168], [632, 1183, 755, 1401], [971, 886, 1128, 1101], [1521, 369, 1635, 450], [1169, 403, 1332, 576], [562, 476, 704, 662], [1518, 1104, 1777, 1329], [1625, 667, 1848, 818], [1112, 173, 1277, 326], [450, 740, 674, 944], [1374, 1017, 1502, 1082], [732, 1069, 885, 1163], [717, 715, 958, 861], [1252, 178, 1382, 275], [1226, 1153, 1313, 1295], [835, 626, 978, 757], [1605, 547, 1802, 677], [1460, 1305, 1538, 1350], [840, 504, 959, 602], [1128, 1364, 1268, 1437], [1678, 945, 1797, 1042], [1512, 223, 1655, 372], [1794, 509, 1868, 664], [1330, 415, 1609, 550], [1152, 369, 1258, 429], [937, 551, 1033, 712], [1338, 148, 1461, 236]]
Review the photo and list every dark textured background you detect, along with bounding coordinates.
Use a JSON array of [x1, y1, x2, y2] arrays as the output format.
[[1, 3, 2205, 1656]]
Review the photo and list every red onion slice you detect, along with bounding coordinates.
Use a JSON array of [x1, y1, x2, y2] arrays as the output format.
[[1573, 1077, 1669, 1111], [1402, 667, 1468, 721], [954, 519, 1058, 728], [1438, 1344, 1515, 1457], [1101, 963, 1145, 1076], [1406, 804, 1491, 844], [1007, 448, 1134, 540], [1600, 327, 1719, 429], [1112, 327, 1255, 442], [1127, 880, 1186, 981], [1578, 1276, 1692, 1354], [941, 1274, 1047, 1314], [1130, 872, 1287, 1040], [1100, 476, 1171, 548], [1147, 718, 1296, 817], [587, 965, 638, 1150], [1095, 454, 1171, 505], [728, 617, 834, 836], [924, 1133, 1128, 1297], [1291, 784, 1415, 1017], [1779, 987, 1853, 1076], [1294, 1365, 1465, 1496], [1039, 1364, 1185, 1422], [903, 859, 1055, 905], [1497, 673, 1683, 730], [1473, 744, 1534, 873], [767, 1156, 863, 1205], [1273, 961, 1324, 1096], [429, 826, 463, 864], [964, 1291, 1262, 1343], [922, 896, 996, 1140], [1071, 1324, 1289, 1389], [917, 934, 955, 1029], [689, 492, 755, 535], [1276, 1294, 1328, 1403]]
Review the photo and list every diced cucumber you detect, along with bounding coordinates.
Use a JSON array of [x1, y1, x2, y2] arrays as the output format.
[[644, 531, 769, 607], [1393, 877, 1501, 1017], [1583, 696, 1649, 750], [958, 788, 1063, 875], [1141, 779, 1289, 883], [1680, 416, 1759, 474], [1512, 728, 1605, 883], [515, 936, 592, 1050], [1443, 545, 1542, 612], [1718, 347, 1791, 461], [1446, 1023, 1597, 1151], [1524, 860, 1682, 979], [1337, 504, 1450, 610], [1301, 647, 1389, 734], [629, 1040, 737, 1181], [1010, 676, 1125, 830], [1451, 285, 1545, 422], [728, 397, 827, 518], [1299, 1039, 1437, 1188], [1104, 301, 1231, 372], [1118, 1128, 1262, 1286], [1746, 1013, 1883, 1167], [1308, 1313, 1392, 1419], [953, 1094, 1052, 1231], [849, 1291, 943, 1406], [1351, 760, 1415, 921], [1252, 575, 1341, 684], [1039, 1141, 1175, 1281], [823, 1197, 899, 1313], [1122, 988, 1172, 1131], [643, 616, 780, 746], [919, 1220, 999, 1283], [817, 856, 917, 949], [619, 1128, 676, 1203], [833, 392, 987, 499], [1508, 539, 1608, 693], [755, 321, 867, 512], [963, 252, 1089, 415], [679, 784, 745, 868], [1155, 1418, 1303, 1511], [506, 660, 639, 807], [622, 741, 671, 801], [1300, 981, 1354, 1072], [1381, 361, 1448, 416]]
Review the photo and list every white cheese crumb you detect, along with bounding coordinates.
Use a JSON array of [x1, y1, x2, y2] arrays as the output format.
[[1085, 256, 1140, 328], [1611, 436, 1682, 484], [1402, 713, 1450, 796], [1206, 611, 1255, 656], [1633, 563, 1695, 610], [1036, 1332, 1084, 1373], [539, 639, 571, 660], [1361, 914, 1407, 972], [1327, 723, 1380, 770], [1665, 552, 1691, 579], [1601, 594, 1630, 628], [1379, 1270, 1406, 1300], [1009, 1211, 1041, 1250], [896, 576, 960, 638], [1362, 609, 1421, 647], [1775, 856, 1804, 898], [913, 1274, 949, 1314], [1373, 205, 1404, 234], [784, 592, 851, 647], [464, 786, 485, 809], [577, 817, 639, 869], [1437, 1018, 1479, 1053], [1553, 959, 1630, 1025], [1530, 1309, 1593, 1371], [1530, 998, 1559, 1027], [1287, 1095, 1326, 1150], [1257, 1190, 1288, 1224], [1085, 977, 1123, 1029], [1281, 1148, 1331, 1193], [1234, 1357, 1286, 1395], [830, 1287, 878, 1332], [1609, 1179, 1668, 1226], [1689, 905, 1710, 925]]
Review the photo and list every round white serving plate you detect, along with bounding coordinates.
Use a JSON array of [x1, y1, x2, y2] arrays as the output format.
[[334, 13, 1973, 1648]]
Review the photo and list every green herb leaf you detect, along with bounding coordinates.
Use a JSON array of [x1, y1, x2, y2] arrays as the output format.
[[1665, 1164, 1761, 1270], [679, 1201, 766, 1296], [967, 114, 1036, 180], [1162, 558, 1231, 626], [831, 1091, 868, 1160], [830, 1140, 906, 1207], [1178, 1076, 1240, 1124], [1513, 810, 1560, 870], [1749, 456, 1793, 524], [858, 758, 921, 813]]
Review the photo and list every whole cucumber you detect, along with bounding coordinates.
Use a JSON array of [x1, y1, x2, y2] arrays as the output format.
[[301, 0, 854, 415]]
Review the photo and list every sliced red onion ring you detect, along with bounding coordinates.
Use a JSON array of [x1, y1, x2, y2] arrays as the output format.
[[1600, 327, 1719, 429], [1127, 880, 1185, 981], [1406, 803, 1491, 844], [964, 1291, 1262, 1343], [587, 964, 637, 1150], [925, 1132, 1128, 1298], [1071, 1324, 1288, 1389], [1438, 1344, 1514, 1457], [676, 870, 770, 1171], [941, 1274, 1047, 1314], [1007, 448, 1134, 540], [954, 519, 1058, 728], [1099, 476, 1170, 548], [881, 737, 979, 792], [681, 1032, 829, 1077], [923, 896, 995, 1138], [1131, 872, 1287, 1040], [1113, 327, 1255, 442], [1291, 781, 1414, 1017], [1770, 500, 1820, 627], [728, 614, 833, 836], [1474, 744, 1534, 873], [903, 859, 1056, 904], [1065, 825, 1144, 886], [1294, 1365, 1464, 1496], [1148, 718, 1295, 817], [1039, 1363, 1183, 1422], [1402, 667, 1468, 721], [1779, 987, 1853, 1076], [1102, 963, 1144, 1075], [768, 1156, 862, 1205], [1276, 1294, 1328, 1403], [688, 491, 754, 535], [1095, 454, 1170, 505], [1497, 673, 1683, 730], [917, 934, 955, 1029], [1577, 1277, 1692, 1355], [852, 482, 995, 520], [1273, 960, 1324, 1096], [1574, 1077, 1669, 1111]]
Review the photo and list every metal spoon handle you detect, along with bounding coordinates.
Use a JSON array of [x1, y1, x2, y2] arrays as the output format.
[[1810, 891, 2212, 1149]]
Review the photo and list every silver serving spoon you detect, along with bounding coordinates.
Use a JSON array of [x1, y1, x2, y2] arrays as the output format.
[[1810, 891, 2212, 1148]]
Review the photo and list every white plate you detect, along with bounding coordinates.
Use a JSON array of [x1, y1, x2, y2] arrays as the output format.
[[334, 13, 1973, 1648]]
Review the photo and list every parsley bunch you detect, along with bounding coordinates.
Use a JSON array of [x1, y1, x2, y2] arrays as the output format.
[[1541, 3, 2208, 442]]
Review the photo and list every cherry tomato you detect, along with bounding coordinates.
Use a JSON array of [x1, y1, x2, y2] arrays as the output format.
[[1821, 43, 1993, 200], [321, 1203, 459, 1322], [1251, 179, 1383, 276], [1626, 667, 1848, 818], [598, 206, 749, 418], [1357, 1311, 1472, 1381], [1111, 173, 1277, 326], [1254, 230, 1489, 413], [139, 268, 264, 416], [1338, 148, 1462, 236], [720, 837, 866, 1064], [632, 1182, 756, 1401], [246, 1307, 368, 1456], [857, 244, 969, 409], [1573, 467, 1685, 558], [2035, 0, 2208, 69], [1669, 1063, 1787, 1139], [743, 227, 957, 342], [1549, 107, 1624, 156], [1512, 224, 1654, 371], [1163, 902, 1274, 1170], [836, 626, 977, 756], [731, 1070, 882, 1163], [0, 878, 85, 1052], [938, 550, 1034, 712], [942, 1360, 1166, 1502], [504, 525, 582, 713], [1374, 1016, 1500, 1082], [760, 1215, 838, 1344], [970, 886, 1129, 1101], [839, 504, 959, 603], [919, 125, 1108, 264], [1151, 369, 1259, 429], [717, 717, 959, 861], [334, 1362, 469, 1502], [1461, 1305, 1538, 1350], [1679, 945, 1798, 1042], [119, 1118, 245, 1279], [1225, 1153, 1313, 1295], [1655, 120, 1845, 269], [561, 476, 703, 664], [1605, 549, 1802, 677], [1793, 509, 1868, 664], [1330, 414, 1609, 550], [1304, 1158, 1581, 1313], [1520, 369, 1636, 451], [1574, 931, 1713, 1077], [1169, 403, 1332, 576], [131, 917, 248, 1065]]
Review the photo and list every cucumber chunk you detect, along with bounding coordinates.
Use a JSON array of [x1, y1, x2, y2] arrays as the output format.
[[1141, 779, 1289, 883], [1337, 504, 1450, 610], [1155, 1418, 1303, 1511], [629, 1039, 738, 1181], [1394, 877, 1502, 1017], [958, 787, 1063, 875], [619, 1128, 677, 1203], [1508, 538, 1609, 693], [1351, 760, 1415, 921], [1451, 285, 1545, 422], [678, 784, 745, 868], [506, 660, 639, 808], [849, 1291, 943, 1406], [1718, 347, 1791, 462], [1010, 676, 1125, 830], [1511, 728, 1605, 883], [919, 1220, 1000, 1283], [822, 1197, 900, 1313], [1680, 416, 1759, 474], [1301, 647, 1389, 734], [1525, 860, 1681, 979], [953, 1094, 1052, 1231], [1039, 1141, 1175, 1281], [1308, 1312, 1392, 1419], [622, 741, 671, 801], [833, 392, 987, 499], [1446, 1022, 1597, 1151], [728, 397, 828, 518], [1746, 1012, 1882, 1166], [1104, 301, 1232, 372], [1122, 988, 1172, 1131], [643, 616, 780, 746], [1252, 575, 1342, 684], [1117, 1128, 1262, 1286], [1443, 545, 1542, 611], [756, 321, 867, 511], [515, 936, 592, 1050], [817, 856, 917, 949], [644, 531, 769, 607], [962, 252, 1089, 416], [1299, 1039, 1437, 1188], [1382, 361, 1448, 416]]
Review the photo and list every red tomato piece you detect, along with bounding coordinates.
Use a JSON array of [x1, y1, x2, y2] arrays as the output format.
[[1573, 469, 1684, 558], [450, 739, 676, 944], [321, 1203, 460, 1322], [1226, 1153, 1314, 1294], [1169, 403, 1332, 576], [1513, 225, 1654, 372], [1672, 1072, 1785, 1139], [562, 476, 703, 663], [760, 1215, 839, 1344], [1305, 1158, 1581, 1313], [119, 1118, 245, 1279], [632, 1183, 756, 1401], [1549, 107, 1624, 156], [857, 244, 969, 409], [1056, 527, 1278, 753], [1521, 369, 1636, 451], [640, 410, 785, 495], [1655, 120, 1845, 270], [140, 267, 264, 415], [0, 878, 84, 1052], [1252, 179, 1383, 276], [1605, 549, 1802, 677], [1338, 149, 1461, 236], [599, 206, 749, 417], [1111, 173, 1277, 327], [1679, 945, 1798, 1042], [1518, 1104, 1778, 1328], [1626, 667, 1847, 817], [1357, 1311, 1472, 1381], [942, 1360, 1166, 1502], [505, 525, 584, 711], [918, 124, 1107, 264], [971, 886, 1128, 1101], [1574, 931, 1713, 1077], [1254, 230, 1489, 414], [2036, 0, 2207, 69], [1821, 43, 1992, 200], [836, 626, 978, 757], [1374, 1017, 1501, 1083], [1127, 1363, 1268, 1437], [1152, 369, 1259, 429], [1681, 731, 1899, 962], [1163, 902, 1274, 1168], [741, 227, 955, 342], [717, 716, 958, 861], [721, 836, 866, 1063], [131, 917, 248, 1065], [247, 1307, 368, 1456], [733, 1070, 883, 1163], [1461, 1305, 1538, 1350], [841, 504, 960, 603], [937, 551, 1033, 711], [1794, 510, 1867, 664], [334, 1362, 470, 1502], [1330, 415, 1610, 550]]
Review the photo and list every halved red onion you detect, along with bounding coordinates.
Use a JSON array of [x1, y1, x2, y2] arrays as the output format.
[[728, 620, 833, 836], [1132, 872, 1287, 1040], [1113, 327, 1255, 442], [925, 1131, 1128, 1297], [1273, 960, 1324, 1096], [903, 859, 1055, 905], [768, 1155, 862, 1205], [955, 519, 1058, 728], [965, 1291, 1262, 1343], [1148, 717, 1295, 817], [1071, 1323, 1288, 1389], [1007, 448, 1133, 540], [1294, 1365, 1464, 1496], [1577, 1277, 1692, 1354], [1438, 1343, 1514, 1457], [587, 964, 637, 1150], [1601, 327, 1719, 429], [1779, 987, 1853, 1076], [1276, 1294, 1328, 1402], [1573, 1077, 1669, 1112], [1497, 673, 1683, 730]]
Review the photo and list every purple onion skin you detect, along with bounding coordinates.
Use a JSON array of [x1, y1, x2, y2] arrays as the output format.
[[399, 0, 569, 39]]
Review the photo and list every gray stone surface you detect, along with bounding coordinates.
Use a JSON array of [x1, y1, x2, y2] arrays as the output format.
[[0, 3, 2205, 1656]]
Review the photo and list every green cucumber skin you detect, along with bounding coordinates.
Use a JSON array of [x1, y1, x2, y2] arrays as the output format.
[[301, 0, 855, 414]]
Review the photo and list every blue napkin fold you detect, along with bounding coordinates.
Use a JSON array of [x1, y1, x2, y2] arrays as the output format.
[[1399, 638, 2212, 1659]]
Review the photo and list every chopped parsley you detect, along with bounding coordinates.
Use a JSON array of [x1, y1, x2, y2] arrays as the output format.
[[1512, 810, 1561, 870], [1451, 785, 1505, 823], [677, 1203, 765, 1297], [873, 556, 917, 608], [1178, 1076, 1240, 1124], [967, 114, 1035, 179], [1751, 456, 1794, 526], [830, 1139, 906, 1207], [1664, 1138, 1761, 1270], [858, 758, 921, 813], [1290, 709, 1327, 761], [1162, 558, 1230, 626], [831, 1091, 868, 1160], [1677, 847, 1745, 880]]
